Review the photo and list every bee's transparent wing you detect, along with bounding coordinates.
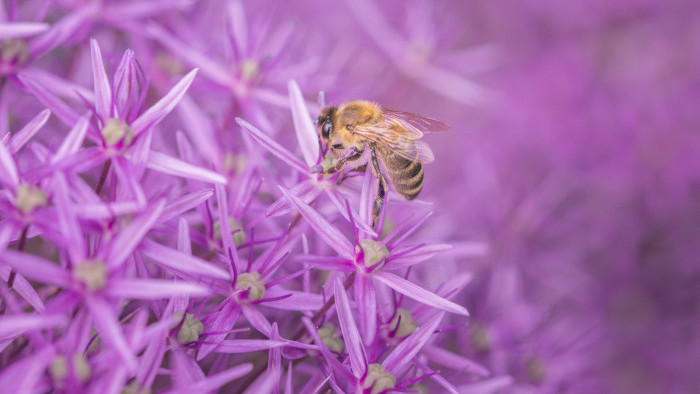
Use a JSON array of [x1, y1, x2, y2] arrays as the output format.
[[352, 125, 435, 163], [382, 109, 450, 133]]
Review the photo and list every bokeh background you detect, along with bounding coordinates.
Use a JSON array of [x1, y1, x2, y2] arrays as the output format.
[[4, 0, 700, 392]]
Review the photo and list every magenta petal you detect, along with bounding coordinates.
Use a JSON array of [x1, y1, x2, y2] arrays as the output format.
[[159, 188, 214, 224], [262, 287, 324, 311], [146, 151, 226, 184], [90, 39, 114, 121], [180, 363, 254, 393], [131, 68, 199, 135], [9, 109, 50, 154], [382, 312, 444, 376], [241, 305, 273, 337], [141, 239, 230, 280], [325, 189, 377, 237], [266, 180, 319, 218], [17, 74, 82, 126], [457, 376, 515, 393], [373, 272, 469, 316], [422, 345, 490, 377], [0, 267, 45, 312], [104, 199, 165, 268], [301, 317, 356, 384], [215, 184, 237, 269], [0, 22, 49, 39], [52, 113, 90, 163], [288, 80, 319, 166], [198, 301, 240, 360], [53, 173, 86, 264], [236, 117, 308, 174], [0, 250, 72, 288], [0, 142, 19, 188], [354, 275, 377, 346], [384, 243, 453, 270], [85, 296, 137, 372], [107, 278, 209, 300], [216, 339, 287, 353], [279, 186, 353, 259], [177, 96, 222, 167], [334, 277, 367, 378], [0, 313, 66, 338], [28, 3, 99, 58]]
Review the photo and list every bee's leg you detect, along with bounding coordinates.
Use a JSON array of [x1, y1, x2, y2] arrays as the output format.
[[326, 147, 363, 175], [370, 147, 387, 229]]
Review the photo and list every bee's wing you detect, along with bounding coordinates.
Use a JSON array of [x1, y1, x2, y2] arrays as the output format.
[[382, 109, 450, 133], [352, 124, 436, 163]]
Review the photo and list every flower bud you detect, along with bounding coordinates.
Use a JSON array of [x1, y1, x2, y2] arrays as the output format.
[[359, 239, 389, 268], [363, 364, 396, 394], [235, 271, 266, 302]]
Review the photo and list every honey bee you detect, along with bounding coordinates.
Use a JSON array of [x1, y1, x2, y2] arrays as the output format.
[[316, 100, 448, 228]]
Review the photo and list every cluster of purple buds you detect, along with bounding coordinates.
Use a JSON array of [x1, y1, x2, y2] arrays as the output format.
[[0, 1, 488, 393]]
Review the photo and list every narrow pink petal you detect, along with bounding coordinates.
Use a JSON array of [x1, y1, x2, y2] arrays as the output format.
[[262, 288, 325, 311], [20, 68, 96, 104], [72, 201, 141, 220], [159, 188, 214, 223], [176, 364, 253, 394], [0, 347, 54, 393], [29, 3, 99, 58], [108, 278, 209, 300], [301, 317, 356, 383], [198, 301, 240, 360], [0, 142, 19, 188], [178, 218, 192, 255], [382, 312, 444, 376], [53, 173, 86, 264], [131, 68, 199, 135], [334, 277, 367, 378], [90, 39, 114, 120], [242, 370, 277, 394], [215, 184, 238, 272], [284, 363, 293, 394], [52, 113, 90, 163], [17, 74, 82, 127], [385, 243, 453, 270], [226, 0, 248, 59], [216, 339, 287, 353], [146, 150, 226, 184], [0, 250, 72, 288], [326, 189, 376, 237], [9, 109, 50, 153], [177, 96, 222, 167], [288, 80, 319, 166], [354, 275, 377, 346], [422, 345, 490, 376], [373, 272, 469, 316], [359, 168, 374, 225], [0, 22, 48, 39], [242, 305, 272, 337], [0, 313, 66, 338], [279, 186, 353, 259], [0, 267, 44, 311], [236, 117, 308, 174], [265, 180, 319, 218], [147, 23, 233, 86], [457, 376, 515, 394], [85, 296, 137, 372], [104, 199, 165, 268], [141, 239, 230, 280]]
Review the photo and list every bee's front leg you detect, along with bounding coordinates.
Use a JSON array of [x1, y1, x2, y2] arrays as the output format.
[[326, 147, 363, 175]]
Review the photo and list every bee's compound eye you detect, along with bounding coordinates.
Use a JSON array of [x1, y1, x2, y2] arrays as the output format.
[[322, 121, 333, 138], [346, 125, 354, 131], [315, 116, 321, 125]]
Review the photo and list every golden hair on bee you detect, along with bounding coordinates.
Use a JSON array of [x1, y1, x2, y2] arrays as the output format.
[[316, 100, 449, 228]]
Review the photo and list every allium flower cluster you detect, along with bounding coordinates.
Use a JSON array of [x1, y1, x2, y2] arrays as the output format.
[[0, 1, 486, 392]]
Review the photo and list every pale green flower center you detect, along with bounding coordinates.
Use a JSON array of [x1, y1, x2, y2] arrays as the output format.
[[359, 239, 389, 268], [50, 354, 91, 383], [171, 311, 204, 344], [1, 39, 29, 64], [235, 271, 266, 302], [240, 59, 259, 82], [73, 260, 107, 291], [102, 118, 134, 147], [320, 155, 337, 172], [525, 356, 546, 384], [318, 322, 344, 353], [122, 380, 152, 394], [223, 153, 247, 175], [213, 216, 246, 247], [363, 364, 396, 394], [388, 308, 417, 339], [15, 183, 47, 214]]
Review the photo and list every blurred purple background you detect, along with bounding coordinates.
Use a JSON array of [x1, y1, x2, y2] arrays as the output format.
[[4, 0, 700, 392]]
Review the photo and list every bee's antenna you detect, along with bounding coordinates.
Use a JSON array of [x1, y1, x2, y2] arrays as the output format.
[[318, 91, 326, 108]]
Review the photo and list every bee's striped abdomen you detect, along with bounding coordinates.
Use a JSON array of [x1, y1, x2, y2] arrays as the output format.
[[385, 153, 424, 200]]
